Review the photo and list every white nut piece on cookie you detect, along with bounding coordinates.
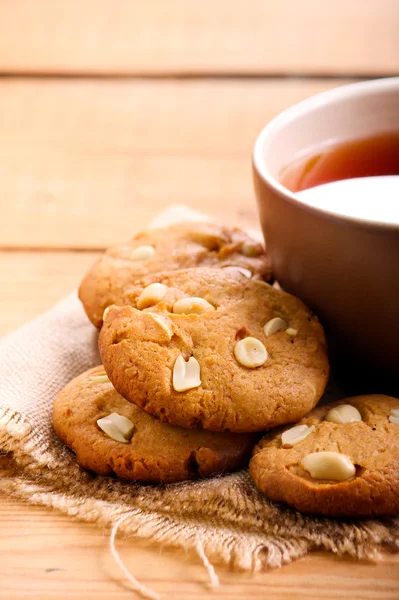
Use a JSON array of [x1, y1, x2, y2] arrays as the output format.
[[173, 355, 201, 392], [286, 328, 298, 337], [389, 407, 399, 424], [130, 245, 155, 261], [172, 297, 215, 315], [146, 312, 173, 340], [137, 283, 169, 310], [97, 412, 134, 443], [103, 306, 112, 320], [325, 404, 362, 424], [281, 424, 314, 448], [263, 317, 287, 337], [300, 451, 356, 481], [234, 337, 268, 368], [240, 241, 262, 257], [90, 373, 110, 384], [222, 266, 252, 278]]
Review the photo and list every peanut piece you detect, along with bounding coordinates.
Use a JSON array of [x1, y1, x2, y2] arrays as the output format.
[[130, 245, 155, 261], [300, 451, 356, 481], [103, 306, 112, 320], [90, 374, 110, 384], [263, 317, 287, 337], [240, 241, 262, 257], [97, 412, 134, 443], [234, 337, 268, 368], [137, 283, 169, 310], [281, 424, 314, 448], [389, 415, 399, 425], [286, 328, 298, 337], [173, 355, 201, 392], [172, 297, 215, 315], [222, 266, 252, 278], [325, 404, 362, 424], [146, 312, 173, 340]]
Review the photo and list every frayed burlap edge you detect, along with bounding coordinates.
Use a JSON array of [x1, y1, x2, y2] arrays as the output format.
[[1, 407, 399, 580]]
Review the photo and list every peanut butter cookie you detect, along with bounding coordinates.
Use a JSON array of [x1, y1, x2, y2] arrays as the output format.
[[99, 268, 329, 432], [79, 222, 271, 327], [249, 395, 399, 516], [53, 366, 259, 483]]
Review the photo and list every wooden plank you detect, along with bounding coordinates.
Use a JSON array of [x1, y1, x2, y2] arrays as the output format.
[[0, 78, 350, 249], [0, 251, 99, 336], [1, 498, 398, 600], [0, 1, 398, 75]]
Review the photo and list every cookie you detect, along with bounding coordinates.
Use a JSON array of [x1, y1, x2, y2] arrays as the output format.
[[249, 394, 399, 517], [53, 366, 259, 483], [79, 222, 271, 327], [99, 268, 329, 433]]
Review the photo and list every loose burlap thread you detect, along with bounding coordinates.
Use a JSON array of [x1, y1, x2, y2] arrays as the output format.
[[1, 207, 398, 595]]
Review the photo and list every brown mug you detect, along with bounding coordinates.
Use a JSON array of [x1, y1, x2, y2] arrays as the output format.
[[252, 78, 399, 388]]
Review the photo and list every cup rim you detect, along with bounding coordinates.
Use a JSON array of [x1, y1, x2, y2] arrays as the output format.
[[252, 77, 399, 232]]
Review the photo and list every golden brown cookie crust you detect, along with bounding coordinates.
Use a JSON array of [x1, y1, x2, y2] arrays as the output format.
[[99, 268, 329, 433], [249, 394, 399, 517], [53, 366, 258, 483], [79, 222, 271, 327]]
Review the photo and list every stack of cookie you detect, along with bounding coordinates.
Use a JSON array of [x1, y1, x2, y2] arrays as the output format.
[[53, 222, 399, 517]]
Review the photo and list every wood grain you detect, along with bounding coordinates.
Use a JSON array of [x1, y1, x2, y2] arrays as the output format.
[[1, 2, 398, 596], [0, 1, 398, 75], [0, 78, 350, 249], [0, 251, 99, 335], [1, 498, 399, 600]]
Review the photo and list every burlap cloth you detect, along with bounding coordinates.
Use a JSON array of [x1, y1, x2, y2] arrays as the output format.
[[1, 206, 398, 594]]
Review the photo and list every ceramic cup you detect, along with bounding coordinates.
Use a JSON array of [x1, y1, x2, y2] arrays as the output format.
[[253, 78, 399, 385]]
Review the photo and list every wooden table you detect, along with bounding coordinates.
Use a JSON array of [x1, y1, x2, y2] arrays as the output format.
[[1, 2, 399, 598]]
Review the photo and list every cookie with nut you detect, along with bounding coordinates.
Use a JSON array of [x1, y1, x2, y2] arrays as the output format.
[[79, 221, 271, 327], [53, 366, 259, 483], [99, 267, 329, 432], [249, 394, 399, 516]]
